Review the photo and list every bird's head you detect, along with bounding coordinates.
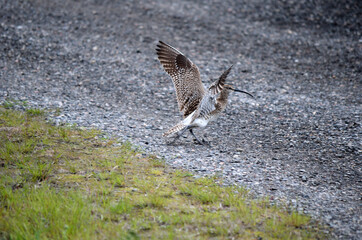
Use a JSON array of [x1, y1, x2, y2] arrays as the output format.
[[209, 65, 254, 98]]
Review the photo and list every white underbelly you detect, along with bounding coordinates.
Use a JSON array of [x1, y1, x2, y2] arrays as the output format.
[[191, 117, 210, 128], [183, 111, 220, 129]]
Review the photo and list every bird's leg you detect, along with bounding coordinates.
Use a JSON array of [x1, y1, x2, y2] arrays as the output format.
[[189, 129, 208, 145], [169, 126, 189, 144]]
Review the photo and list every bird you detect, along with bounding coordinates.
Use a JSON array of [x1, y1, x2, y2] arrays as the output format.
[[156, 41, 253, 145]]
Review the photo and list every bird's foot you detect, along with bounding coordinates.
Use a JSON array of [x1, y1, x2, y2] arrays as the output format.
[[201, 138, 210, 145], [189, 129, 209, 146], [193, 137, 209, 146]]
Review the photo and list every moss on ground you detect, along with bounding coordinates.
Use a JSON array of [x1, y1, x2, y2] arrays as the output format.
[[0, 104, 328, 239]]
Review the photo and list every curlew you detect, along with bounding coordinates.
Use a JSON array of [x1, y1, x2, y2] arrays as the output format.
[[156, 41, 253, 145]]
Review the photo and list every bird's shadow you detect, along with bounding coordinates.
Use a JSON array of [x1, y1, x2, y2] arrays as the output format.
[[163, 136, 211, 147]]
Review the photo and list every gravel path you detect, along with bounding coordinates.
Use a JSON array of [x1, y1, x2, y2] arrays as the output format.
[[1, 0, 361, 239]]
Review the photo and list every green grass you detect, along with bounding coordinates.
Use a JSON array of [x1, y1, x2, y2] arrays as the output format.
[[0, 104, 329, 239], [2, 98, 28, 109]]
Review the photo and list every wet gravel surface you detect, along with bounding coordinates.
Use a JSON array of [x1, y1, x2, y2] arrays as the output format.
[[1, 0, 361, 238]]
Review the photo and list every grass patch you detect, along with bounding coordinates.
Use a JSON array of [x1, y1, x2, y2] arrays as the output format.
[[2, 98, 28, 109], [0, 105, 329, 239], [1, 185, 94, 239]]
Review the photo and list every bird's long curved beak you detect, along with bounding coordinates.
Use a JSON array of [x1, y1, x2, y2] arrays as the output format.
[[232, 88, 254, 98], [225, 86, 254, 98]]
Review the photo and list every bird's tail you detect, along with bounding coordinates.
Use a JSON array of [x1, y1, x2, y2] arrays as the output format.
[[163, 122, 187, 137]]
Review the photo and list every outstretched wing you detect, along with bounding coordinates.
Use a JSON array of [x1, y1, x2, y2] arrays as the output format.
[[156, 41, 206, 118], [208, 65, 233, 95]]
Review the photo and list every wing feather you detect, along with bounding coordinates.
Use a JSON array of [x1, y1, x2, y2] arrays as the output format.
[[208, 65, 233, 95], [156, 41, 205, 117]]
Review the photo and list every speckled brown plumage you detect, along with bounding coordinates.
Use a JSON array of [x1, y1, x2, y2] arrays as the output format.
[[156, 41, 252, 144], [156, 41, 205, 118]]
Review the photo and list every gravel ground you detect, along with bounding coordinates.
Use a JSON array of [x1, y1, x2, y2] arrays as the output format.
[[1, 0, 361, 238]]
